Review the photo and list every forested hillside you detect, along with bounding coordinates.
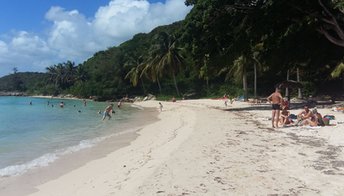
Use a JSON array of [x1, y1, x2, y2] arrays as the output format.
[[1, 0, 344, 100], [0, 72, 49, 94]]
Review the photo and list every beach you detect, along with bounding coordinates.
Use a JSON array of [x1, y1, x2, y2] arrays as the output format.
[[4, 99, 344, 195]]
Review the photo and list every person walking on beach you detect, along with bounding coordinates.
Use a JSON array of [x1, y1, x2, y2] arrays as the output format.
[[117, 100, 122, 108], [159, 102, 163, 112], [102, 103, 114, 121], [267, 88, 283, 128]]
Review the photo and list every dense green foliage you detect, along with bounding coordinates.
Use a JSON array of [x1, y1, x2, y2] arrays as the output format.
[[1, 0, 344, 100], [0, 72, 50, 94]]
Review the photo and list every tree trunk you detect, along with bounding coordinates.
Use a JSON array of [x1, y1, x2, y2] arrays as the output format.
[[254, 63, 257, 99], [172, 72, 180, 96], [297, 67, 302, 99], [243, 68, 248, 101], [342, 72, 344, 90], [286, 69, 290, 101], [157, 77, 162, 94], [140, 78, 146, 94]]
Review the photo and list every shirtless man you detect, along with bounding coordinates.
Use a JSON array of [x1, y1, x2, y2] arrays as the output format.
[[102, 103, 114, 121], [267, 88, 283, 128]]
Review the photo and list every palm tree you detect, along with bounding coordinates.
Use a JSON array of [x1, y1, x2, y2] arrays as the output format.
[[219, 55, 249, 101], [149, 32, 184, 96], [124, 56, 147, 93], [331, 62, 344, 89], [46, 65, 59, 88], [251, 43, 264, 99], [199, 54, 210, 92], [63, 61, 77, 88], [46, 61, 78, 90], [75, 65, 88, 82], [140, 59, 162, 94], [125, 67, 140, 87]]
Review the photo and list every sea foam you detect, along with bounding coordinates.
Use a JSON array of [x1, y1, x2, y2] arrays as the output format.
[[0, 128, 138, 177]]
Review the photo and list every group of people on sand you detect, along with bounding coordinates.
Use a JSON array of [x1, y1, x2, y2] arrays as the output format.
[[267, 88, 328, 128]]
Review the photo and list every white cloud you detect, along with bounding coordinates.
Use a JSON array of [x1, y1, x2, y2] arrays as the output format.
[[0, 0, 192, 76], [0, 31, 55, 74]]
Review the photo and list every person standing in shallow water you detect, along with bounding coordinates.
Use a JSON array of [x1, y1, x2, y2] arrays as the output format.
[[102, 103, 114, 121], [267, 88, 283, 128]]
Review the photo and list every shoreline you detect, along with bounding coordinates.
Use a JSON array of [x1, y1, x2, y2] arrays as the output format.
[[2, 99, 344, 195], [30, 95, 92, 101]]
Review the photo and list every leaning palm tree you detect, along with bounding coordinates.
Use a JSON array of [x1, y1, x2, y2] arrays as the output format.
[[124, 56, 147, 93], [149, 32, 184, 96], [125, 66, 140, 87], [140, 60, 162, 94]]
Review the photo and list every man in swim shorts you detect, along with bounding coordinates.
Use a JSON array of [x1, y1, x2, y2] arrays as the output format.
[[267, 88, 283, 128], [102, 103, 114, 121]]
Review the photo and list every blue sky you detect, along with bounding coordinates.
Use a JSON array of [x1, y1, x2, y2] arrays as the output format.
[[0, 0, 191, 76]]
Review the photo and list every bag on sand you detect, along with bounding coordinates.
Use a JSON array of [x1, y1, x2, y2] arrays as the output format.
[[324, 115, 335, 120], [322, 117, 330, 126], [289, 114, 297, 119]]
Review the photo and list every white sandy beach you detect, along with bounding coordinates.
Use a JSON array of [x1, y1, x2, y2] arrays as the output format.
[[15, 99, 344, 195]]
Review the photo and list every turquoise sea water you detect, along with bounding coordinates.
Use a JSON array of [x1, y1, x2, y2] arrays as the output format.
[[0, 96, 141, 177]]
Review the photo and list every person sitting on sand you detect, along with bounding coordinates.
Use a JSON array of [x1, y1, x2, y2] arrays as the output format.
[[267, 88, 283, 128], [311, 108, 325, 126], [102, 103, 114, 120], [279, 105, 292, 127], [297, 105, 314, 126]]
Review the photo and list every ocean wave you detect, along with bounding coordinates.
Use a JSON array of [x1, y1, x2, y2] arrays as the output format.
[[130, 104, 144, 110], [0, 129, 138, 177]]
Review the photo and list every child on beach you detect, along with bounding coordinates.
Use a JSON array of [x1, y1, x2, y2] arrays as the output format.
[[159, 102, 163, 112]]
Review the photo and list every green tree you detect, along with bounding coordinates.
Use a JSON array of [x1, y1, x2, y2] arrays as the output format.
[[124, 56, 147, 94], [149, 32, 185, 96]]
